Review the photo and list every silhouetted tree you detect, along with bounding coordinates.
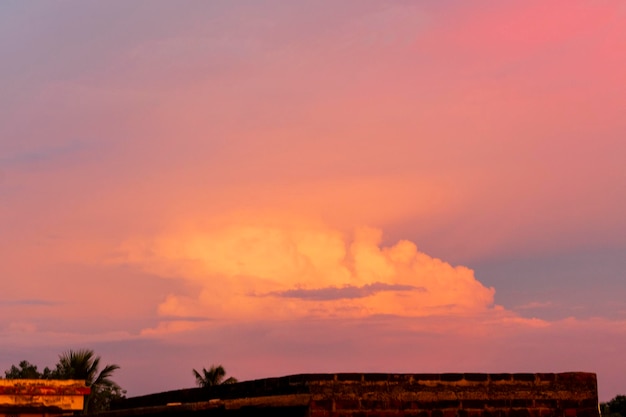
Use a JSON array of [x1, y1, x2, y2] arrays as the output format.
[[53, 349, 124, 414], [193, 364, 237, 387], [2, 350, 124, 414], [4, 360, 53, 379], [602, 395, 626, 417]]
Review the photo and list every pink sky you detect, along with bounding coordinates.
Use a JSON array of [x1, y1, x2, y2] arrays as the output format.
[[1, 0, 625, 401]]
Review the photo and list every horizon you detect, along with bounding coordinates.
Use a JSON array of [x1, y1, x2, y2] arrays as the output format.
[[1, 0, 625, 402]]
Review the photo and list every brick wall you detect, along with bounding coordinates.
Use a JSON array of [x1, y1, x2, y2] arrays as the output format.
[[107, 373, 599, 417], [303, 373, 599, 417]]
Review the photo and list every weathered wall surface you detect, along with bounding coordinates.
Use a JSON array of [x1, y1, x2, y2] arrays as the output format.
[[304, 373, 599, 417], [0, 379, 90, 417], [105, 373, 599, 417]]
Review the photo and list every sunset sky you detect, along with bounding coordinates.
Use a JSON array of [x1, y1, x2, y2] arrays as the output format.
[[1, 0, 625, 401]]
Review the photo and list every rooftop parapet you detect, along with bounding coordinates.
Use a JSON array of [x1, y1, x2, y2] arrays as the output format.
[[105, 373, 598, 417]]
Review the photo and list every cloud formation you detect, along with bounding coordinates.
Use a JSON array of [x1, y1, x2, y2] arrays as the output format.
[[117, 213, 501, 331], [268, 282, 422, 301]]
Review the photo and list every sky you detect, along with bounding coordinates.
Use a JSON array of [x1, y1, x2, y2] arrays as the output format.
[[1, 0, 625, 402]]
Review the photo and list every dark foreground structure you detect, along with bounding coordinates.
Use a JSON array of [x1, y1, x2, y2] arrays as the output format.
[[100, 373, 599, 417]]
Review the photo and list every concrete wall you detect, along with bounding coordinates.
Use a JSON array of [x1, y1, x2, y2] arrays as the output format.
[[106, 373, 599, 417]]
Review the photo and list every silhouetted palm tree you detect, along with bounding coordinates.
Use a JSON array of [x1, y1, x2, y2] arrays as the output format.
[[55, 349, 121, 414], [193, 364, 237, 387]]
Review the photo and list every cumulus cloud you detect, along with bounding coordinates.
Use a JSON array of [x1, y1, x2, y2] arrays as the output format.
[[116, 212, 505, 333]]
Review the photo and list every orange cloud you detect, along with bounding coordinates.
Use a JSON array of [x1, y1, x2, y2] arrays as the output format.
[[116, 212, 508, 334]]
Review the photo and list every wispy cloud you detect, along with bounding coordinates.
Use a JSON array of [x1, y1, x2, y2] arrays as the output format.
[[0, 299, 60, 307], [266, 282, 423, 301], [515, 301, 553, 310], [157, 315, 212, 322], [0, 141, 92, 167]]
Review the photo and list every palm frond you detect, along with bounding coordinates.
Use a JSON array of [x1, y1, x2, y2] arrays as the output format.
[[55, 348, 121, 414], [193, 364, 236, 387]]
